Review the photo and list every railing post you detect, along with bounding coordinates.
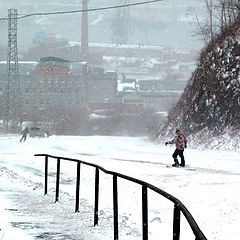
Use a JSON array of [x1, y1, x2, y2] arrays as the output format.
[[173, 203, 181, 240], [44, 155, 48, 195], [55, 157, 61, 203], [142, 185, 148, 240], [94, 167, 99, 226], [75, 161, 81, 213], [113, 174, 118, 240]]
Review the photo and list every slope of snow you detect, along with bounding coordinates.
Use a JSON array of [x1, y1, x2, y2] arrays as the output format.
[[0, 134, 239, 240]]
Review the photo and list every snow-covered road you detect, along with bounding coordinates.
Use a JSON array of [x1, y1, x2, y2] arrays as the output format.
[[0, 135, 239, 239]]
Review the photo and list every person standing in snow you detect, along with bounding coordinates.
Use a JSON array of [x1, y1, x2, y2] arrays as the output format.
[[165, 128, 187, 167], [20, 127, 29, 142]]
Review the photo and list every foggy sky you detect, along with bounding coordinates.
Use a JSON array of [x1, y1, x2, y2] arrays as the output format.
[[0, 0, 206, 50]]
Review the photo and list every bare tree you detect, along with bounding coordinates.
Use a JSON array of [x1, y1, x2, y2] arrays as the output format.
[[188, 0, 240, 46], [214, 0, 239, 31], [186, 2, 215, 45], [205, 0, 214, 41]]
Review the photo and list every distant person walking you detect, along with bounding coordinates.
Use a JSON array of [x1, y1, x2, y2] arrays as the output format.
[[20, 127, 29, 142], [165, 128, 187, 167]]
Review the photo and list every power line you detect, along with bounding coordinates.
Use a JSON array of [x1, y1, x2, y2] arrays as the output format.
[[0, 0, 163, 21]]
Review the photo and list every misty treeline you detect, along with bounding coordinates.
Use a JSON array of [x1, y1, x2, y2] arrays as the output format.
[[16, 106, 163, 137], [188, 0, 240, 45]]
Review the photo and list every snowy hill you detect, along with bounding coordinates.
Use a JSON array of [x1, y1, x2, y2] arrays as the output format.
[[159, 16, 240, 150], [0, 135, 240, 239]]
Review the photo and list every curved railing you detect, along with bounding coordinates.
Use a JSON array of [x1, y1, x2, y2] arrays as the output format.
[[35, 154, 207, 240]]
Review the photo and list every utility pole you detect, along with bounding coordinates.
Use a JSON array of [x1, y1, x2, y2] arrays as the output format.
[[4, 9, 21, 132], [81, 0, 89, 61]]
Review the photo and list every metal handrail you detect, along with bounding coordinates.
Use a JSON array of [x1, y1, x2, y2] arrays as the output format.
[[35, 153, 207, 240]]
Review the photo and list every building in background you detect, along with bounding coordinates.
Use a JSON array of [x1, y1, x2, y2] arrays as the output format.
[[0, 54, 187, 126], [34, 56, 87, 111], [87, 67, 118, 110], [0, 57, 119, 122]]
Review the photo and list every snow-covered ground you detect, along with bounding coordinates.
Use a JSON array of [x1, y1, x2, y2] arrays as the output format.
[[0, 134, 239, 240]]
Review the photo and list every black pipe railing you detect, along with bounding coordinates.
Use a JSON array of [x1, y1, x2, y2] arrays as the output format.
[[35, 154, 207, 240]]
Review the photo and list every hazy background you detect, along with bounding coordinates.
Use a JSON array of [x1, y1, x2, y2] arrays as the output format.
[[0, 0, 206, 51]]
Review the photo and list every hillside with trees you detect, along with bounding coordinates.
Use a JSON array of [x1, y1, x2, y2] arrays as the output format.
[[158, 14, 240, 150]]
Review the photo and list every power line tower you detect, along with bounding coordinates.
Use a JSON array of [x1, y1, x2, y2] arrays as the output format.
[[4, 9, 22, 132], [111, 0, 131, 45]]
